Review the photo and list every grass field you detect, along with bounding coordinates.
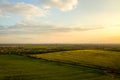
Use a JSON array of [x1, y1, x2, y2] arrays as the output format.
[[31, 50, 120, 73], [0, 54, 114, 80], [0, 44, 120, 80]]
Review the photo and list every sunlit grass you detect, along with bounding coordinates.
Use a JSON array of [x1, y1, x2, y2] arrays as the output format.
[[0, 54, 112, 80], [32, 50, 120, 71]]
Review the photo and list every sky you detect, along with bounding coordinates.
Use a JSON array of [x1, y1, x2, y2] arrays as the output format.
[[0, 0, 120, 44]]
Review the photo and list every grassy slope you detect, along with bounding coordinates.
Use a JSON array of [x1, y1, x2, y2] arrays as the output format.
[[0, 55, 113, 80], [31, 50, 120, 72]]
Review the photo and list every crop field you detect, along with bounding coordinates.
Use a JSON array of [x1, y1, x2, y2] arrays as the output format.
[[0, 54, 113, 80], [0, 44, 120, 80], [31, 50, 120, 73]]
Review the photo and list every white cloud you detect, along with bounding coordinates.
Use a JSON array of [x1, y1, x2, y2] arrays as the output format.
[[0, 2, 46, 17], [0, 0, 78, 18], [0, 19, 104, 35], [42, 0, 78, 11]]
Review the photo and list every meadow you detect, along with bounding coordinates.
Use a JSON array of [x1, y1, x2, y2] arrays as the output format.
[[31, 50, 120, 73], [0, 44, 120, 80], [0, 54, 113, 80]]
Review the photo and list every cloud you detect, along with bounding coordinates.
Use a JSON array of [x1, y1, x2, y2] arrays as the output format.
[[0, 0, 9, 4], [0, 19, 104, 35], [115, 24, 120, 27], [41, 0, 78, 11], [0, 0, 78, 18], [0, 2, 46, 17]]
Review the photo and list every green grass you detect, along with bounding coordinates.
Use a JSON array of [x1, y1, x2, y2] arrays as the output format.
[[0, 54, 114, 80], [31, 50, 120, 72]]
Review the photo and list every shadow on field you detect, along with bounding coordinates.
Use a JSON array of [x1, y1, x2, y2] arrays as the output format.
[[4, 74, 47, 80]]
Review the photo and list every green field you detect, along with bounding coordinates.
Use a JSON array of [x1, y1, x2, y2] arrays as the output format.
[[0, 44, 120, 80], [0, 54, 113, 80], [31, 50, 120, 73]]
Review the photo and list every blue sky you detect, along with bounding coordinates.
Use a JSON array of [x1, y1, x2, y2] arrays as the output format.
[[0, 0, 120, 43]]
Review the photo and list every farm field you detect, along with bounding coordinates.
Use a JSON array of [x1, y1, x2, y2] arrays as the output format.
[[31, 50, 120, 73], [0, 54, 113, 80], [0, 44, 120, 80]]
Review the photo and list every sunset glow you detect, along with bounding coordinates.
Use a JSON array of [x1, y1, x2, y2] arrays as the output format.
[[0, 0, 120, 43]]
